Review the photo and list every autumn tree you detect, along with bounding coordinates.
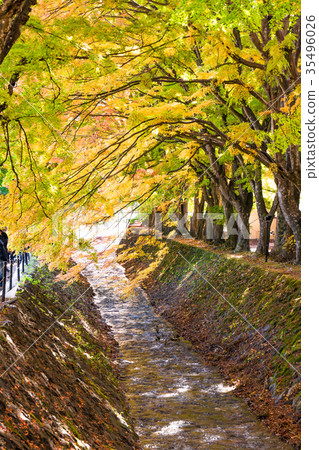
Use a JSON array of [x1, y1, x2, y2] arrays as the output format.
[[0, 0, 301, 264]]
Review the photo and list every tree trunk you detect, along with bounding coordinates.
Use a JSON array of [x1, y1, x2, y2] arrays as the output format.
[[255, 195, 278, 255], [175, 200, 189, 236], [232, 158, 253, 252], [178, 200, 188, 221], [244, 162, 268, 254], [234, 204, 252, 252], [148, 208, 155, 228], [271, 205, 295, 260], [190, 195, 199, 237], [202, 184, 224, 243], [190, 192, 205, 239], [221, 197, 237, 249], [202, 146, 253, 251], [0, 0, 37, 65], [275, 175, 301, 264]]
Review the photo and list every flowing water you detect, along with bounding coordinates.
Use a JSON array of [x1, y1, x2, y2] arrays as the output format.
[[82, 240, 291, 449]]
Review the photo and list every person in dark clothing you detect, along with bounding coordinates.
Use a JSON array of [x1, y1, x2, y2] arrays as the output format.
[[0, 229, 8, 250], [0, 241, 8, 261], [0, 230, 8, 288]]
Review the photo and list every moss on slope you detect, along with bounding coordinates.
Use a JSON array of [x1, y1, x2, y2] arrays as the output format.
[[119, 234, 301, 448], [0, 266, 140, 450]]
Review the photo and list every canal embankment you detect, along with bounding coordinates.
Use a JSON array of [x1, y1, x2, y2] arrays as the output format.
[[0, 265, 140, 449], [117, 233, 301, 448], [83, 237, 292, 449]]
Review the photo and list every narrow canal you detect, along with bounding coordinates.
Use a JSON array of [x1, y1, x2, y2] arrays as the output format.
[[83, 239, 291, 449]]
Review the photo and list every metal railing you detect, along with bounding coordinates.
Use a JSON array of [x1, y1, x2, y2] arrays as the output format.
[[1, 252, 31, 302]]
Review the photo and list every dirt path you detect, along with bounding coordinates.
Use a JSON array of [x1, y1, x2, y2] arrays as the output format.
[[171, 237, 301, 280]]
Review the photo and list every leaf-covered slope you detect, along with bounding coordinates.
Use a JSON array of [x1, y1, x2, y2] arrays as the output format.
[[0, 267, 140, 450], [119, 235, 301, 447]]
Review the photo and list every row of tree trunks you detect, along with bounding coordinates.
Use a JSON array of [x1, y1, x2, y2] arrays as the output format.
[[242, 161, 279, 255], [203, 146, 253, 252], [146, 156, 299, 263], [146, 192, 297, 264]]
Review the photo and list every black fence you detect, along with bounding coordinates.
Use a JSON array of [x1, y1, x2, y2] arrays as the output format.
[[1, 252, 31, 303]]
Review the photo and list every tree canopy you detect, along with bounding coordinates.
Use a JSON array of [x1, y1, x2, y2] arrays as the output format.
[[0, 0, 301, 265]]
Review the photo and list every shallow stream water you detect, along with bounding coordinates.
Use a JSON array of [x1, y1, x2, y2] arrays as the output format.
[[83, 242, 291, 449]]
